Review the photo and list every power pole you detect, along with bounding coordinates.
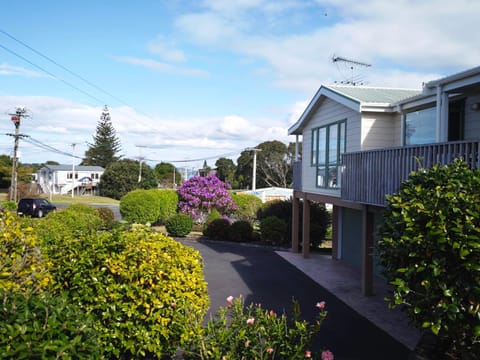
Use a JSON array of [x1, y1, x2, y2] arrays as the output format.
[[8, 107, 29, 202], [246, 147, 261, 192], [136, 145, 146, 183]]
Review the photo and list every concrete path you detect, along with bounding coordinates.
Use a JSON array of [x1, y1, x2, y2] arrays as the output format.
[[181, 239, 414, 360]]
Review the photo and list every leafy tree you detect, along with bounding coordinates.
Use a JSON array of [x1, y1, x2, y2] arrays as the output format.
[[215, 157, 237, 186], [235, 141, 295, 189], [99, 159, 157, 200], [377, 159, 480, 358], [154, 162, 182, 188], [177, 175, 237, 223], [82, 105, 121, 168]]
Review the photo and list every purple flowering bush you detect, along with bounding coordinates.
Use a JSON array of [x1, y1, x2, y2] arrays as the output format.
[[177, 175, 237, 223]]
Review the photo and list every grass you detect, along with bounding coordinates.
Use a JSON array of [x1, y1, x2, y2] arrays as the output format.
[[0, 192, 118, 205]]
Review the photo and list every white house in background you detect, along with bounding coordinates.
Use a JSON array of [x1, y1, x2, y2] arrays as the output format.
[[237, 187, 293, 203], [36, 165, 104, 195]]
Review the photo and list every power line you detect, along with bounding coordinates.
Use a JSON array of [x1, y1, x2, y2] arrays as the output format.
[[0, 43, 106, 104], [0, 28, 142, 110]]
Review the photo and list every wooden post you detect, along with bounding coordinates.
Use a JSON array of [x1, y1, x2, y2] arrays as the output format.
[[361, 205, 374, 296], [302, 199, 310, 258], [291, 195, 300, 253]]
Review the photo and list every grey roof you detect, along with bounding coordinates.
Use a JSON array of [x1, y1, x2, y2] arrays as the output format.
[[327, 85, 421, 104], [42, 165, 105, 172]]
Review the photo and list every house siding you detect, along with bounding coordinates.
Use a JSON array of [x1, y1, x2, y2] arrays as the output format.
[[361, 112, 402, 150], [465, 94, 480, 139], [302, 98, 360, 195]]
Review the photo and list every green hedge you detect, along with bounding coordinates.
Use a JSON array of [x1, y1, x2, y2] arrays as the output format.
[[165, 213, 193, 237], [120, 189, 161, 224], [231, 193, 263, 223]]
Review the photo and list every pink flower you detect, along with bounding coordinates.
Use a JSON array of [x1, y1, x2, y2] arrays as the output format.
[[316, 301, 326, 310], [171, 302, 177, 308], [305, 350, 312, 358], [322, 350, 334, 360], [226, 296, 234, 305], [222, 357, 227, 360], [268, 310, 277, 317], [266, 348, 274, 354], [246, 317, 255, 325]]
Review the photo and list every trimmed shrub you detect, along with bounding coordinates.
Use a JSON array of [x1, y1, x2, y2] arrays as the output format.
[[165, 213, 193, 237], [228, 220, 254, 243], [0, 200, 16, 210], [0, 211, 51, 294], [260, 216, 287, 245], [257, 199, 331, 248], [39, 224, 208, 358], [0, 290, 101, 359], [120, 189, 161, 224], [157, 189, 179, 223], [96, 206, 115, 227], [230, 193, 263, 223], [377, 159, 480, 357], [203, 218, 231, 240]]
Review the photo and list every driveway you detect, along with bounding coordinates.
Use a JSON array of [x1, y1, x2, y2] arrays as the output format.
[[181, 239, 411, 360]]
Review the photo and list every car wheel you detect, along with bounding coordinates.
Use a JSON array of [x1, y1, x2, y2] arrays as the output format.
[[37, 209, 44, 218]]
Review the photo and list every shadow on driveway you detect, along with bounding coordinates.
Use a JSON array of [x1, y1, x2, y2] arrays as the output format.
[[181, 238, 411, 360]]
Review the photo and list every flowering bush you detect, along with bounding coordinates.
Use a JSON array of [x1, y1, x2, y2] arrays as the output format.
[[182, 295, 332, 360], [178, 175, 237, 223]]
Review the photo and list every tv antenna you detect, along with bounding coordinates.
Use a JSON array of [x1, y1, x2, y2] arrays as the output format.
[[331, 55, 372, 86]]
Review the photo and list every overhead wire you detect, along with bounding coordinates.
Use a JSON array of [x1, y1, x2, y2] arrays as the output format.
[[0, 30, 253, 165]]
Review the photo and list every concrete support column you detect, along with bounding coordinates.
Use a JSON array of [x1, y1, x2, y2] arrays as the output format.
[[291, 195, 300, 253], [302, 199, 310, 258], [331, 205, 339, 260], [361, 205, 374, 296]]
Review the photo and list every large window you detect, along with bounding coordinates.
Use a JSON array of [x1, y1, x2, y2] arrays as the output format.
[[311, 121, 346, 188], [404, 107, 436, 145]]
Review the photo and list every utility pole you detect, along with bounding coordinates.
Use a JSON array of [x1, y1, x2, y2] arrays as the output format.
[[71, 143, 77, 198], [246, 147, 261, 192], [8, 107, 29, 202], [136, 145, 146, 183]]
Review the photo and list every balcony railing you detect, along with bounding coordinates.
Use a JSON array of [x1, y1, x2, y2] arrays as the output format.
[[341, 140, 480, 206], [293, 160, 302, 191]]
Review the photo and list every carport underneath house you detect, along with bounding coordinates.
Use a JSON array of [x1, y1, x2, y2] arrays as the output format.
[[291, 192, 384, 297]]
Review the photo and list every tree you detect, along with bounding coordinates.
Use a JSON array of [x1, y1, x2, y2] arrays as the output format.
[[0, 155, 12, 188], [198, 160, 212, 177], [177, 174, 237, 223], [215, 157, 237, 186], [82, 105, 121, 168], [99, 159, 157, 200], [154, 162, 182, 188], [377, 159, 480, 357], [235, 141, 295, 189]]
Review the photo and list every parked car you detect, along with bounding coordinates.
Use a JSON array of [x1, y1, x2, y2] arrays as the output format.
[[17, 198, 56, 218]]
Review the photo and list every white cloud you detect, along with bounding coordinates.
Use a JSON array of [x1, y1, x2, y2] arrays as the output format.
[[0, 63, 47, 78], [113, 56, 210, 77], [147, 36, 186, 63]]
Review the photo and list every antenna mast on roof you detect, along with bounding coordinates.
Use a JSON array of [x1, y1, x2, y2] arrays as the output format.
[[331, 54, 372, 86]]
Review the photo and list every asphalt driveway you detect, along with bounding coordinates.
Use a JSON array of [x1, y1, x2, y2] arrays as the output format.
[[181, 239, 411, 360]]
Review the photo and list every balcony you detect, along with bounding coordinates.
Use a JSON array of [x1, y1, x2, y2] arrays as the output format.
[[341, 140, 480, 206]]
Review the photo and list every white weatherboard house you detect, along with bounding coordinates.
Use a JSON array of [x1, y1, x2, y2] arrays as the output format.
[[289, 66, 480, 295], [36, 165, 104, 195]]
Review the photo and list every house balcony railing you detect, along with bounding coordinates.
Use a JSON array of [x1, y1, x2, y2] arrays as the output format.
[[293, 160, 302, 191], [341, 140, 480, 206]]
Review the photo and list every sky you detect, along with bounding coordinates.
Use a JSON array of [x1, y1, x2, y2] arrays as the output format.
[[0, 0, 479, 169]]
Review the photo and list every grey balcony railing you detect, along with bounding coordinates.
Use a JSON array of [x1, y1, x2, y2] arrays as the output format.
[[341, 140, 480, 206], [292, 160, 302, 191]]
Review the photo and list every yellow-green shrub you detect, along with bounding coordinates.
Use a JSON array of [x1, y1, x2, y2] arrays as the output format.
[[41, 224, 208, 358], [0, 211, 51, 294]]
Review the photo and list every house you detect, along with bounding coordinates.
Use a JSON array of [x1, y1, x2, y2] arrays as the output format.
[[36, 164, 104, 196], [288, 66, 480, 295], [237, 187, 293, 203]]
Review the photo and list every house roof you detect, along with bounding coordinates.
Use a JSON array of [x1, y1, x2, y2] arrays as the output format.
[[41, 165, 105, 172], [288, 85, 420, 135]]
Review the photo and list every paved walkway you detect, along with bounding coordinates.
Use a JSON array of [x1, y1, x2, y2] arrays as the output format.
[[277, 251, 422, 351], [181, 239, 421, 360]]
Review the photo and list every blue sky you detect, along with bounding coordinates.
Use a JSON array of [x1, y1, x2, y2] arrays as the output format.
[[0, 0, 478, 168]]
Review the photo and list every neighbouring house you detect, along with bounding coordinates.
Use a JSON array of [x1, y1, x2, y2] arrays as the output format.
[[237, 187, 293, 203], [288, 66, 480, 295], [36, 164, 104, 196]]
